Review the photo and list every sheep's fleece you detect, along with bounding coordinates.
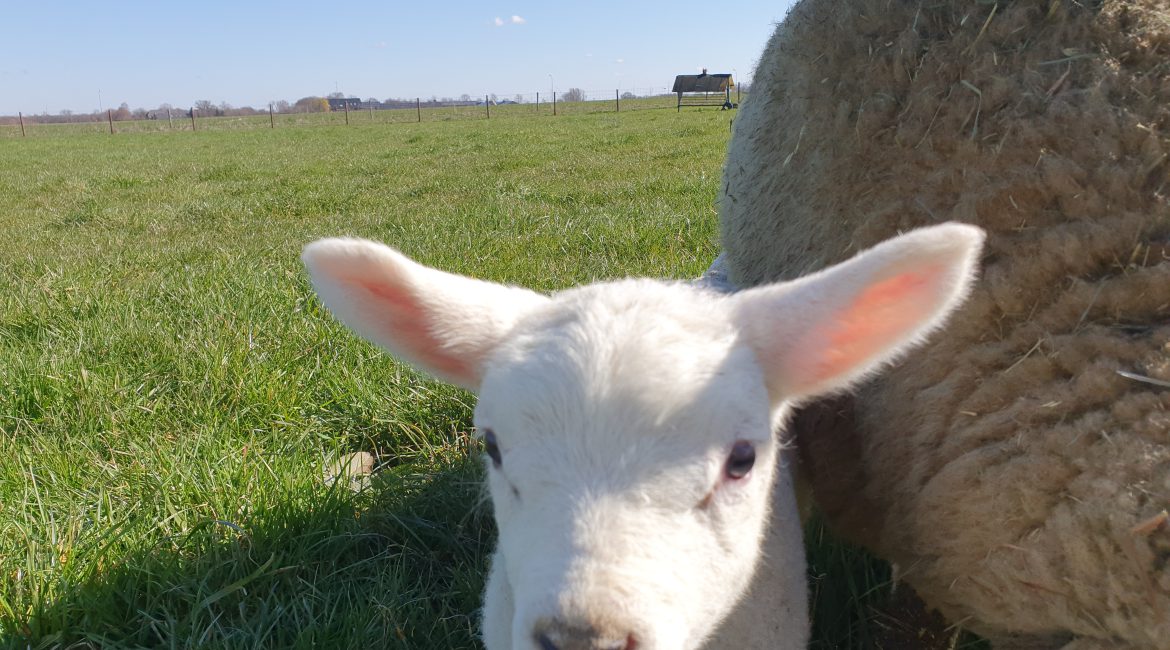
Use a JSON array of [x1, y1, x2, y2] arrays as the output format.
[[721, 0, 1170, 647]]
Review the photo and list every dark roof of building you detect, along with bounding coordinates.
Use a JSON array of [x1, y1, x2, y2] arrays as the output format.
[[672, 73, 733, 93]]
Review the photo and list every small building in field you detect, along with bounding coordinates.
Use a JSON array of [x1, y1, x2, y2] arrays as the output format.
[[672, 70, 735, 111], [327, 97, 362, 111]]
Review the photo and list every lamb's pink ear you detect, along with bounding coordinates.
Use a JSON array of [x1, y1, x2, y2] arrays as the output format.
[[733, 223, 985, 402], [302, 238, 549, 392]]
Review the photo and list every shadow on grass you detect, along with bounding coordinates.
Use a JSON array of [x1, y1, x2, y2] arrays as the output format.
[[6, 457, 990, 650], [806, 517, 990, 650], [3, 454, 494, 650]]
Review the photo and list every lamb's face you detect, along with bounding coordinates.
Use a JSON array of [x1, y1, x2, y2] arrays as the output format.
[[301, 223, 984, 650], [474, 281, 783, 650]]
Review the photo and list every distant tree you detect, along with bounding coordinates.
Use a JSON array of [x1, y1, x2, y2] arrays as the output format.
[[59, 109, 73, 116], [366, 97, 379, 105], [112, 102, 132, 121], [327, 92, 345, 99], [489, 93, 498, 103], [620, 91, 637, 100], [514, 93, 524, 104], [563, 87, 585, 102], [193, 99, 216, 115], [294, 96, 328, 113], [459, 93, 471, 102], [274, 100, 291, 113]]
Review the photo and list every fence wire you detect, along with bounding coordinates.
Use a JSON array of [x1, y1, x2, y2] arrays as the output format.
[[1, 86, 743, 138]]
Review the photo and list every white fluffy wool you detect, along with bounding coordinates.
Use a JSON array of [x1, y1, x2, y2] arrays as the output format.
[[302, 225, 982, 649], [721, 0, 1170, 647]]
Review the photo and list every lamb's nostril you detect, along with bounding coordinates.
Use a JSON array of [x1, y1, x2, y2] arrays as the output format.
[[533, 619, 635, 650]]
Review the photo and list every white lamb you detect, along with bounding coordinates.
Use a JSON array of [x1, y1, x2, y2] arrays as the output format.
[[302, 223, 984, 649]]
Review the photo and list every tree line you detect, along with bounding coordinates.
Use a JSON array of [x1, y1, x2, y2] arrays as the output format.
[[0, 87, 698, 125], [0, 96, 339, 125]]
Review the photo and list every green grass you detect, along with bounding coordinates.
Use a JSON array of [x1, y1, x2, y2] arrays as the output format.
[[1, 108, 977, 648]]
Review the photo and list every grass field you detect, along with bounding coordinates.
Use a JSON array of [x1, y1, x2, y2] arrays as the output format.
[[0, 96, 687, 139], [0, 107, 980, 648]]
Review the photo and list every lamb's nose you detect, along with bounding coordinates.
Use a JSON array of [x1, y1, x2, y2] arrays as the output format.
[[533, 619, 637, 650]]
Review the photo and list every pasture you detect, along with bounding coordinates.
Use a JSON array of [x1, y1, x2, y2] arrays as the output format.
[[0, 109, 976, 648], [0, 96, 686, 139]]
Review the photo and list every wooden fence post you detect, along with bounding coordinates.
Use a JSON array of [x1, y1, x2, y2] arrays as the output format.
[[167, 108, 173, 129], [190, 108, 197, 131], [616, 89, 619, 112], [553, 92, 557, 116], [269, 105, 275, 129], [18, 112, 25, 137], [107, 109, 114, 134], [417, 98, 421, 123], [343, 100, 349, 125], [486, 95, 490, 119], [536, 91, 539, 113]]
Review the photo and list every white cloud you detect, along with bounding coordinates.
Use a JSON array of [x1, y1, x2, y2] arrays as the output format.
[[510, 15, 525, 24], [493, 17, 504, 26], [615, 58, 625, 64]]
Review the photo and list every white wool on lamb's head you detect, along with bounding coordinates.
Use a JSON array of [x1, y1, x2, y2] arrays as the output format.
[[301, 222, 983, 650]]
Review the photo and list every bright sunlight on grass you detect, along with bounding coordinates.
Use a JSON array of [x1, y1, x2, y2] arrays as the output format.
[[0, 109, 982, 648]]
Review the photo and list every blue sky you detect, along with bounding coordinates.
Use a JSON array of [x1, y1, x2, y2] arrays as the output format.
[[0, 1, 796, 115]]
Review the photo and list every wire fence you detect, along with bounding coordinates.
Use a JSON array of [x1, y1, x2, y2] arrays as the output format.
[[0, 86, 744, 138]]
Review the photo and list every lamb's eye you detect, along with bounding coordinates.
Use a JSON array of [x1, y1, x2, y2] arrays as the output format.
[[483, 429, 502, 468], [724, 441, 755, 479]]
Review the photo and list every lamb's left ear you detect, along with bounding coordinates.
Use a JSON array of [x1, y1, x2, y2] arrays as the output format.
[[733, 222, 985, 402], [302, 238, 550, 392]]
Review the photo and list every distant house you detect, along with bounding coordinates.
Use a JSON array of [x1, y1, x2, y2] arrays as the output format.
[[371, 99, 419, 110], [327, 97, 362, 111], [672, 70, 735, 111]]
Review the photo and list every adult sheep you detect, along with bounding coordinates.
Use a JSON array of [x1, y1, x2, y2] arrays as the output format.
[[721, 0, 1170, 647]]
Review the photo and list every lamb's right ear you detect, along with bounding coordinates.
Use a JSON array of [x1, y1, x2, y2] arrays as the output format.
[[733, 223, 985, 402], [302, 239, 550, 392]]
